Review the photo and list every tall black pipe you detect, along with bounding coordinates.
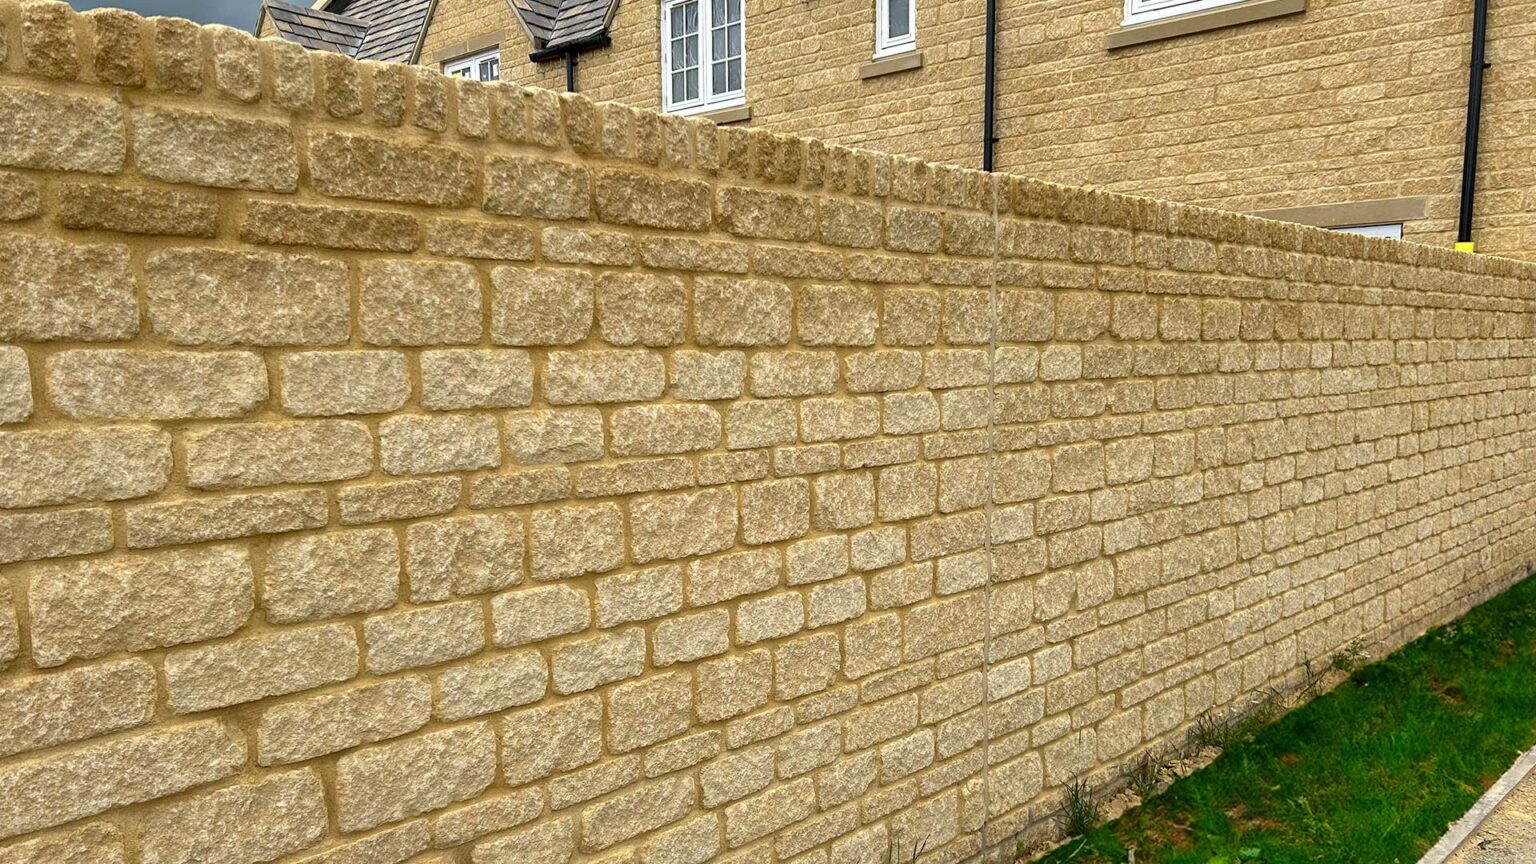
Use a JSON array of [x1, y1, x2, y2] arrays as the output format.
[[565, 49, 578, 92], [982, 0, 997, 171], [1456, 0, 1490, 249]]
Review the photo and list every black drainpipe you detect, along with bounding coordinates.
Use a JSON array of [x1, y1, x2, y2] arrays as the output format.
[[1456, 0, 1490, 252], [982, 0, 998, 171], [565, 49, 578, 92]]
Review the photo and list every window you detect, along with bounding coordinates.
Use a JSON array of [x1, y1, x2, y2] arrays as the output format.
[[662, 0, 744, 115], [445, 48, 500, 82], [1123, 0, 1244, 25], [876, 0, 916, 57], [1331, 223, 1403, 240]]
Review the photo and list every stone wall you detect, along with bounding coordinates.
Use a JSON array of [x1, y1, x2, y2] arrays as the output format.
[[2, 2, 1536, 863]]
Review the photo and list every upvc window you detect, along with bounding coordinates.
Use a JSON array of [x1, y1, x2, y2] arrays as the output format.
[[445, 48, 500, 82], [1124, 0, 1244, 25], [875, 0, 916, 57], [662, 0, 744, 114]]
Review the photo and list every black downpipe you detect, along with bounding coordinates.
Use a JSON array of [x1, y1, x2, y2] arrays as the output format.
[[1456, 0, 1490, 249], [565, 49, 578, 92], [982, 0, 998, 171]]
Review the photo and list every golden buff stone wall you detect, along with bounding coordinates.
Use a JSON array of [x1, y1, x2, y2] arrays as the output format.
[[2, 2, 1536, 863]]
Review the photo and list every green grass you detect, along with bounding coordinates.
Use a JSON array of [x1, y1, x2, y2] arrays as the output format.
[[1036, 572, 1536, 864]]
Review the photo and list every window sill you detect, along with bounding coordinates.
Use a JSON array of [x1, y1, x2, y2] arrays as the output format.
[[860, 50, 923, 80], [1105, 0, 1305, 49], [1249, 196, 1427, 230], [692, 104, 752, 125]]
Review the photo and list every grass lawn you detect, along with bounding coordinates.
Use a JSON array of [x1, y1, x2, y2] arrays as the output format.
[[1037, 572, 1536, 864]]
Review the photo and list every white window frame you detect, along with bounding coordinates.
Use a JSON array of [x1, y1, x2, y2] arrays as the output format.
[[1331, 223, 1403, 240], [874, 0, 916, 58], [444, 47, 500, 82], [1123, 0, 1244, 26], [661, 0, 746, 115]]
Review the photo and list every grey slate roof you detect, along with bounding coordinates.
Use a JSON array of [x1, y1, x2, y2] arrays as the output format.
[[510, 0, 619, 51], [263, 0, 435, 64]]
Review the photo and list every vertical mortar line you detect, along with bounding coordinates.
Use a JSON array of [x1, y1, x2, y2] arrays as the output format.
[[980, 170, 1002, 852]]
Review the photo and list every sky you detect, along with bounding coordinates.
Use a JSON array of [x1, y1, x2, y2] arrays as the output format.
[[70, 0, 259, 31]]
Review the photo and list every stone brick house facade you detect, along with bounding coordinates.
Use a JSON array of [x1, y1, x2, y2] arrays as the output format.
[[261, 0, 1533, 257]]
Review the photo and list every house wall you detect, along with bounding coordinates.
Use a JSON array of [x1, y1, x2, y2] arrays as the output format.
[[453, 0, 1536, 259], [5, 2, 1536, 863]]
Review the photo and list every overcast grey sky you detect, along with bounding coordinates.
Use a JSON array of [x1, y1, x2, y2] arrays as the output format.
[[70, 0, 259, 31]]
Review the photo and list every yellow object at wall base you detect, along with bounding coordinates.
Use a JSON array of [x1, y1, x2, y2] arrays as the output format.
[[1456, 241, 1477, 253]]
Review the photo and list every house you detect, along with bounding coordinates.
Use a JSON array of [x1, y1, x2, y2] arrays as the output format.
[[259, 0, 1534, 259]]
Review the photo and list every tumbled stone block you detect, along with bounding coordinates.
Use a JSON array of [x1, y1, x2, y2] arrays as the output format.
[[309, 131, 475, 207], [257, 678, 432, 765], [134, 107, 298, 192], [0, 234, 136, 342], [185, 420, 372, 489], [484, 154, 590, 220], [58, 183, 219, 237], [580, 775, 695, 852], [435, 652, 546, 722], [0, 85, 125, 174], [545, 350, 666, 405], [0, 507, 113, 565], [551, 627, 645, 694], [491, 267, 594, 346], [406, 514, 523, 602], [421, 349, 533, 410], [0, 425, 169, 508], [505, 409, 605, 464], [140, 770, 327, 864], [47, 350, 267, 420], [363, 601, 484, 674], [0, 823, 126, 864], [264, 529, 401, 624], [379, 414, 500, 475], [0, 721, 245, 840], [241, 200, 418, 252], [0, 170, 41, 222], [491, 584, 591, 647], [163, 623, 358, 713], [360, 260, 483, 345], [694, 278, 792, 347], [280, 351, 409, 416], [335, 723, 496, 832], [630, 488, 739, 563], [530, 502, 624, 580], [611, 404, 722, 456], [125, 489, 328, 548], [696, 650, 772, 722], [0, 659, 155, 759], [595, 168, 711, 230], [597, 273, 689, 347], [146, 248, 349, 346]]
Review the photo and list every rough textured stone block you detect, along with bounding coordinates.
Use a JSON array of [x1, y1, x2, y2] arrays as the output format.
[[631, 488, 739, 563], [492, 585, 592, 647], [505, 409, 605, 464], [421, 350, 534, 410], [280, 351, 408, 416], [0, 234, 136, 342], [364, 601, 485, 674], [717, 187, 818, 241], [595, 169, 711, 230], [406, 514, 523, 602], [0, 507, 113, 565], [380, 414, 500, 475], [186, 420, 372, 489], [426, 218, 534, 261], [339, 477, 461, 525], [0, 86, 125, 174], [134, 108, 298, 191], [125, 489, 328, 548], [146, 249, 349, 346], [264, 529, 400, 624], [58, 183, 219, 237], [335, 723, 497, 832], [672, 351, 746, 401], [48, 350, 266, 420], [140, 770, 327, 864], [695, 278, 793, 346], [473, 819, 575, 864], [0, 425, 169, 508], [0, 823, 126, 864], [0, 659, 155, 759], [435, 652, 546, 721], [164, 623, 358, 713], [484, 154, 590, 219], [696, 650, 772, 722], [530, 502, 624, 579], [551, 627, 645, 694], [257, 677, 432, 765], [360, 260, 482, 345], [597, 565, 684, 627], [27, 546, 252, 667], [545, 350, 667, 405], [309, 131, 475, 207], [242, 200, 418, 252], [611, 404, 721, 456], [491, 268, 594, 346], [0, 170, 41, 222], [597, 273, 689, 347], [500, 696, 602, 786], [0, 721, 244, 841]]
